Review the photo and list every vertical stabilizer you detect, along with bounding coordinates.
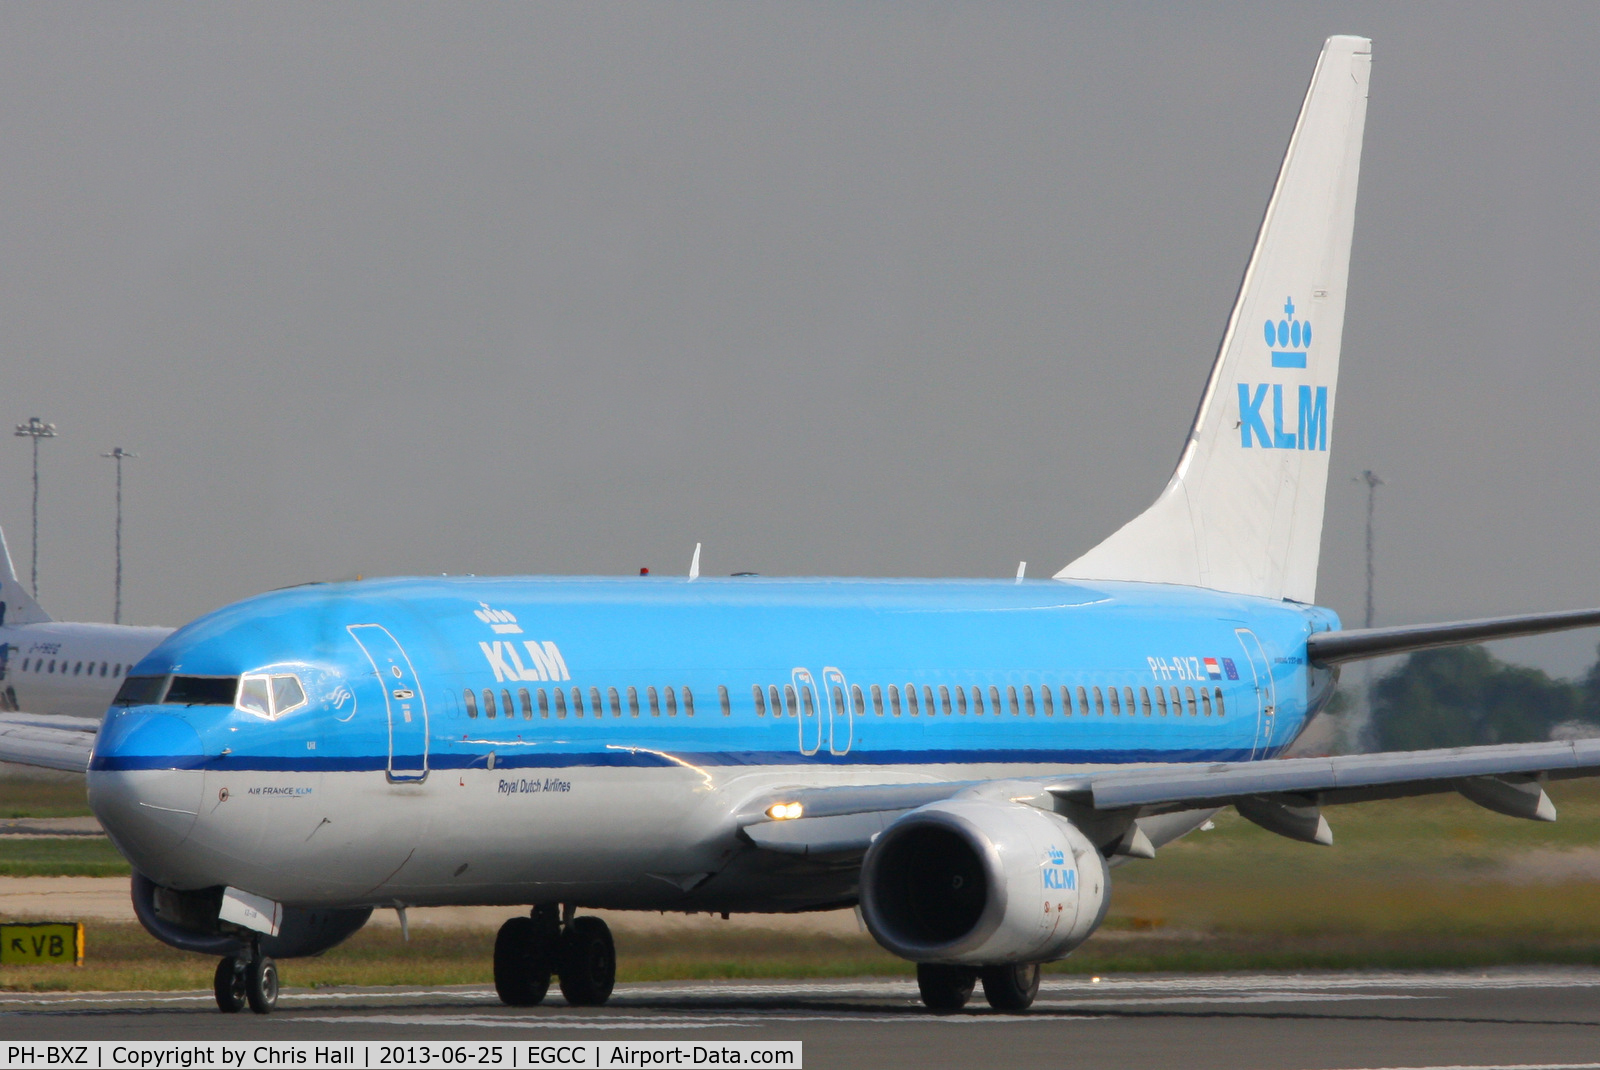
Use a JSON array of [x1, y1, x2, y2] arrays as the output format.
[[1058, 36, 1370, 604], [0, 524, 51, 624]]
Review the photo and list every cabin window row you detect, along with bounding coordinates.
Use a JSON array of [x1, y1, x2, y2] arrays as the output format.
[[463, 680, 1225, 721], [18, 657, 126, 678], [752, 681, 1225, 719], [464, 684, 703, 720]]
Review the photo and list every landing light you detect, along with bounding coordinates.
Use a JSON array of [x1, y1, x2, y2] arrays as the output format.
[[766, 802, 803, 821]]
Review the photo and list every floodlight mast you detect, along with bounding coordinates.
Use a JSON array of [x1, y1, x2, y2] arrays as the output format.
[[13, 417, 57, 599], [1358, 469, 1384, 629], [1352, 468, 1386, 746], [102, 447, 137, 624]]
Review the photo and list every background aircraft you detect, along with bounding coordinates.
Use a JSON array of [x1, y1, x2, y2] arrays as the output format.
[[0, 525, 170, 770], [7, 34, 1600, 1020]]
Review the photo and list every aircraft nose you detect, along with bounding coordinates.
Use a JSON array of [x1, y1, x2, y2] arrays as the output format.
[[87, 711, 207, 879]]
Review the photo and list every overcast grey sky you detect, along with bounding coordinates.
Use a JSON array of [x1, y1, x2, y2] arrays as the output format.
[[3, 3, 1599, 674]]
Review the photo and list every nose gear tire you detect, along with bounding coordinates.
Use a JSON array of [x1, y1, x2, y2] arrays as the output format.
[[213, 957, 246, 1013], [245, 956, 279, 1014], [557, 916, 616, 1007]]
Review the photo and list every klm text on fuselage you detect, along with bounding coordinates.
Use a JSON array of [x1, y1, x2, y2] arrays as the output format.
[[1237, 384, 1328, 450]]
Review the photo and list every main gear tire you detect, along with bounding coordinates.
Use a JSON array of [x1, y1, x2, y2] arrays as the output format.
[[980, 963, 1041, 1011], [557, 916, 616, 1007], [494, 916, 554, 1007], [917, 963, 976, 1013]]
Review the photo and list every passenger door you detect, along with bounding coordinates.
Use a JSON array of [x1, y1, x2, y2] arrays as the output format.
[[1234, 628, 1276, 760], [348, 624, 430, 783], [823, 667, 853, 756]]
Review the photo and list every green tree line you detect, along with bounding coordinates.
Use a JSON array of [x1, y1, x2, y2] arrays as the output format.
[[1366, 644, 1600, 751]]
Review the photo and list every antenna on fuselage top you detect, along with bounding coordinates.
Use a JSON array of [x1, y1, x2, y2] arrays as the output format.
[[689, 543, 702, 581], [1016, 561, 1026, 583]]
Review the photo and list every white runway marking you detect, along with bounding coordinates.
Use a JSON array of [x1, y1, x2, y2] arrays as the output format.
[[285, 1013, 1107, 1029], [616, 970, 1600, 1001], [0, 969, 1593, 1020], [0, 988, 500, 1008], [285, 1015, 761, 1031], [1033, 993, 1432, 1008], [1320, 1065, 1600, 1070]]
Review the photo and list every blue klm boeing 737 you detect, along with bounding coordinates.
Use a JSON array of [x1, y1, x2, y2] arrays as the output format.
[[8, 35, 1600, 1017]]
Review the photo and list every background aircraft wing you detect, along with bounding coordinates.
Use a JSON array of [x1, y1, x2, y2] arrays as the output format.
[[0, 712, 99, 772], [1306, 607, 1600, 664]]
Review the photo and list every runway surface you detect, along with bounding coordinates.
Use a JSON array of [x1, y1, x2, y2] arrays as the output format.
[[5, 970, 1600, 1069]]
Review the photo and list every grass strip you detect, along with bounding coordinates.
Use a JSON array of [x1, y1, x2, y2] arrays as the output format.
[[9, 913, 1600, 993], [0, 838, 130, 877], [0, 779, 92, 820]]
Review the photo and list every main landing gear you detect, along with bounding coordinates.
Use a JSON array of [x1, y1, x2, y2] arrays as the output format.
[[916, 962, 1041, 1013], [214, 945, 279, 1014], [494, 906, 616, 1008]]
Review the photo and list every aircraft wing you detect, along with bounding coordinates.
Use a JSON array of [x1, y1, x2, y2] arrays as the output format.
[[0, 713, 99, 773], [1047, 738, 1600, 811], [741, 738, 1600, 856]]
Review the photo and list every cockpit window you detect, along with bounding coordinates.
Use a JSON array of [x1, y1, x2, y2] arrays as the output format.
[[236, 672, 308, 719], [166, 676, 239, 706], [237, 675, 271, 717], [271, 675, 307, 717], [113, 675, 168, 706]]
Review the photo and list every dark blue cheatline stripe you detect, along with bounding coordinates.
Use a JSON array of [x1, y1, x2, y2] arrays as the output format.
[[88, 745, 1257, 773]]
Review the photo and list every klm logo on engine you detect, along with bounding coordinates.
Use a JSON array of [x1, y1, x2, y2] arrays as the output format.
[[1042, 845, 1077, 891], [1239, 297, 1329, 451]]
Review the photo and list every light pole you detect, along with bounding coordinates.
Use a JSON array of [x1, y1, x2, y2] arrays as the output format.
[[13, 418, 56, 599], [102, 447, 136, 624], [1357, 469, 1384, 629], [1353, 469, 1385, 747]]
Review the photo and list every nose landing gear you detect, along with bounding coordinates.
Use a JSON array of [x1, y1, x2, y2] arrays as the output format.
[[494, 906, 615, 1008], [213, 957, 246, 1013], [212, 943, 279, 1014]]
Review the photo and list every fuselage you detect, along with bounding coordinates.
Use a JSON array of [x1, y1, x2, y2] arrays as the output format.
[[86, 576, 1339, 913]]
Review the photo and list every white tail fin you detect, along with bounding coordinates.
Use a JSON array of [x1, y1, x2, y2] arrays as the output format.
[[1058, 35, 1370, 604], [0, 524, 51, 625]]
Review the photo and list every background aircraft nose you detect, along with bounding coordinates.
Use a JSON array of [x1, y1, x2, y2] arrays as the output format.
[[87, 711, 208, 878]]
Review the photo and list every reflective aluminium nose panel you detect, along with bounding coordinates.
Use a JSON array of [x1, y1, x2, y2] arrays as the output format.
[[88, 711, 207, 878]]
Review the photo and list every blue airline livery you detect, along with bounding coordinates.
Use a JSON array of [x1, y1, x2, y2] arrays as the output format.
[[91, 576, 1331, 778], [10, 35, 1600, 1017]]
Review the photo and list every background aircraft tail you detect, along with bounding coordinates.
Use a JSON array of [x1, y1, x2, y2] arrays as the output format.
[[0, 524, 51, 625], [1058, 35, 1371, 604]]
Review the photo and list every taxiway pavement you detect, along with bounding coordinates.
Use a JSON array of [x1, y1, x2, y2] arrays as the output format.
[[4, 970, 1600, 1069]]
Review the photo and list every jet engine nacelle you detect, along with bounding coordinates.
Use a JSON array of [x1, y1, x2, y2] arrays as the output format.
[[859, 799, 1109, 965], [130, 871, 372, 959]]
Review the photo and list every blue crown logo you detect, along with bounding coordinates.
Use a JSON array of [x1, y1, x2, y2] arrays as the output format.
[[1264, 297, 1310, 369], [1046, 846, 1066, 866]]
